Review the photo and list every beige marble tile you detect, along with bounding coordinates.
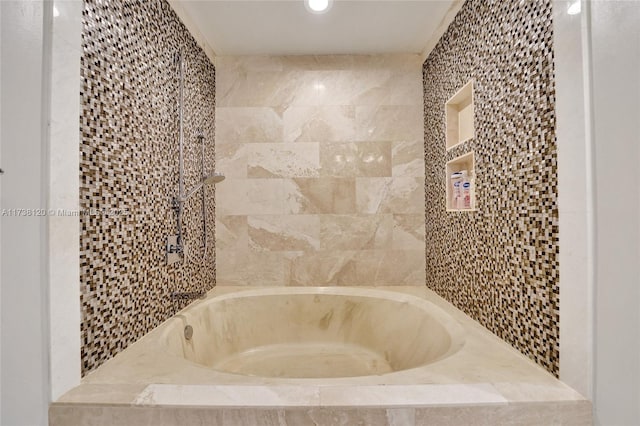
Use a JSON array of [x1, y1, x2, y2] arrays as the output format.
[[224, 407, 416, 426], [392, 140, 425, 177], [55, 384, 145, 404], [216, 70, 299, 107], [492, 381, 588, 403], [351, 70, 424, 106], [320, 214, 392, 251], [392, 214, 425, 250], [356, 177, 425, 214], [222, 410, 292, 425], [319, 384, 506, 407], [386, 408, 416, 426], [215, 215, 248, 251], [215, 141, 247, 178], [215, 178, 250, 216], [245, 179, 287, 214], [136, 384, 320, 407], [295, 70, 423, 107], [320, 141, 392, 178], [285, 71, 345, 106], [355, 250, 426, 285], [294, 408, 416, 426], [283, 106, 355, 142], [356, 106, 424, 141], [247, 143, 320, 178], [414, 401, 592, 426], [283, 178, 356, 214], [248, 215, 320, 251], [49, 405, 224, 426], [49, 402, 592, 426], [216, 179, 285, 216], [215, 55, 286, 73], [216, 250, 287, 286], [213, 55, 426, 293], [216, 107, 284, 143], [286, 250, 358, 286]]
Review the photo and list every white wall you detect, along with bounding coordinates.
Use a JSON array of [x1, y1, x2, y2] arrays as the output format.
[[48, 0, 82, 401], [0, 1, 51, 425], [590, 1, 640, 424], [554, 0, 592, 399], [555, 1, 640, 423], [1, 0, 82, 423], [0, 3, 3, 421]]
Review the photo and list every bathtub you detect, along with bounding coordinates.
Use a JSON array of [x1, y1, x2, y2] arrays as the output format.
[[51, 287, 591, 426], [162, 287, 465, 380]]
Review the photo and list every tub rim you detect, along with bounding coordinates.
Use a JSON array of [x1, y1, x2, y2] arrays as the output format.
[[159, 286, 467, 379]]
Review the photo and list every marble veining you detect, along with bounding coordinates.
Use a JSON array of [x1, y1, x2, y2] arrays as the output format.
[[248, 143, 320, 178], [283, 106, 356, 143], [320, 141, 392, 178], [215, 55, 425, 286], [248, 215, 320, 251], [356, 177, 424, 214]]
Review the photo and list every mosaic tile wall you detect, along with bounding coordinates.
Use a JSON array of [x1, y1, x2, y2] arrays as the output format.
[[215, 55, 425, 286], [423, 0, 559, 375], [80, 0, 216, 374]]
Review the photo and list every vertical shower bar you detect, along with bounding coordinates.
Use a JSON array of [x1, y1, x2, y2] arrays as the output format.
[[199, 132, 207, 257], [167, 49, 186, 265], [177, 50, 185, 252], [178, 50, 185, 203]]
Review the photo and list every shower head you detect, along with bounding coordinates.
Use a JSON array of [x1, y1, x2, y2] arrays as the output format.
[[203, 173, 225, 185], [180, 173, 225, 203]]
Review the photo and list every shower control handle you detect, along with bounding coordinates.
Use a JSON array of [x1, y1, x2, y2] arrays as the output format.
[[166, 234, 183, 265]]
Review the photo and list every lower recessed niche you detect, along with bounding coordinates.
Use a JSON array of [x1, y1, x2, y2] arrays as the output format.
[[446, 152, 476, 211]]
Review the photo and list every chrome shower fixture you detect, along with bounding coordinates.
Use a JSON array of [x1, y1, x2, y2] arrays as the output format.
[[180, 172, 225, 203], [167, 49, 224, 266]]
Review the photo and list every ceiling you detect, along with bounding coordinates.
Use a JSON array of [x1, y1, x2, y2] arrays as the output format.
[[177, 0, 457, 56]]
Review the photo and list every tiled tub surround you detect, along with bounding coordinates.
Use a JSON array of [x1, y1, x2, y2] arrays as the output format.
[[423, 0, 559, 374], [51, 287, 591, 425], [80, 0, 216, 374], [215, 55, 426, 286]]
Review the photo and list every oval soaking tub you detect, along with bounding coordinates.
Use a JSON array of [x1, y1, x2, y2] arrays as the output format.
[[160, 287, 465, 379], [57, 287, 591, 426]]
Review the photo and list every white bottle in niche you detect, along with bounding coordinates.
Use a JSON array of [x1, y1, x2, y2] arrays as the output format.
[[461, 170, 472, 209], [451, 172, 463, 209]]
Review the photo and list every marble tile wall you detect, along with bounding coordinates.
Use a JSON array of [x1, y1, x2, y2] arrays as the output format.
[[79, 0, 216, 374], [423, 0, 559, 374], [215, 55, 425, 286]]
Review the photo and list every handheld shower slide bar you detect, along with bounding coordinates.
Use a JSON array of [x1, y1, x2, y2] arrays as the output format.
[[167, 50, 224, 266]]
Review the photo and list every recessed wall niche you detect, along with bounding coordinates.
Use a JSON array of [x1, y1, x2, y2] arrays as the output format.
[[445, 151, 475, 211], [445, 80, 474, 150]]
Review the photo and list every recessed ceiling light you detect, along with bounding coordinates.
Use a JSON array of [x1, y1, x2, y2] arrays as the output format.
[[306, 0, 331, 14], [567, 1, 581, 15]]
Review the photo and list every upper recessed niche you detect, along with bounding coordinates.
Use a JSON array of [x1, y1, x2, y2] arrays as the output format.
[[445, 80, 474, 150]]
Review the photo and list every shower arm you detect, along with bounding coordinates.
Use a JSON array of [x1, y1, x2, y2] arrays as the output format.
[[181, 181, 205, 203]]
